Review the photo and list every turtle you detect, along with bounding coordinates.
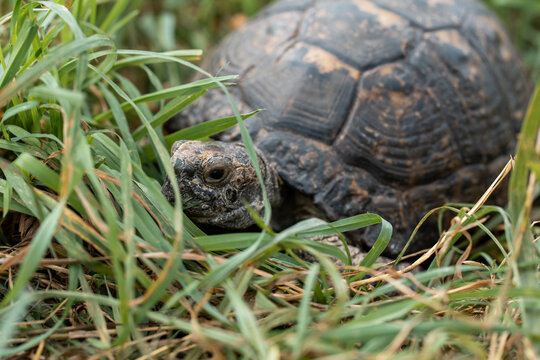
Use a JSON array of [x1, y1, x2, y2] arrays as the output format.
[[162, 0, 530, 256]]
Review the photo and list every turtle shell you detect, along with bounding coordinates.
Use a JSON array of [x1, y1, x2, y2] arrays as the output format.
[[168, 0, 530, 255]]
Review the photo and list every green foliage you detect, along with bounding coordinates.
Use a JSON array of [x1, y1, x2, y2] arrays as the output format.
[[148, 0, 272, 50], [484, 0, 540, 80], [0, 1, 539, 359]]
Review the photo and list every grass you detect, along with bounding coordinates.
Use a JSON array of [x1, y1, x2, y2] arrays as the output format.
[[0, 0, 539, 359]]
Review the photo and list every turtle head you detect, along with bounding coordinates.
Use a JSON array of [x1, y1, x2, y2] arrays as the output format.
[[161, 140, 282, 229]]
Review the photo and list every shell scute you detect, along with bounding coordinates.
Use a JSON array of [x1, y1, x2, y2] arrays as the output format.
[[415, 29, 514, 163], [461, 14, 530, 127], [371, 0, 466, 29], [334, 61, 460, 184], [299, 0, 419, 70], [241, 42, 360, 144], [209, 11, 301, 76]]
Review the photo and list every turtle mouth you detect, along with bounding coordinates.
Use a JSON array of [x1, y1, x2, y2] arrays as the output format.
[[190, 205, 256, 230], [182, 196, 203, 210], [182, 198, 214, 219], [180, 185, 266, 229]]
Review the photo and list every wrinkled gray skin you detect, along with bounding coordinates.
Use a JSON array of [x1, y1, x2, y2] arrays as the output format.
[[161, 140, 282, 229]]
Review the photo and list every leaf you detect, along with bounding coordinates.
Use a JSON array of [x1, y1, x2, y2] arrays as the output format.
[[0, 23, 38, 87], [112, 49, 202, 69], [0, 292, 33, 356], [37, 1, 84, 39], [358, 218, 392, 268], [0, 35, 113, 108], [92, 75, 238, 123], [132, 90, 205, 141], [165, 110, 259, 146], [224, 281, 269, 358], [141, 110, 259, 161], [0, 101, 39, 125], [293, 264, 319, 358]]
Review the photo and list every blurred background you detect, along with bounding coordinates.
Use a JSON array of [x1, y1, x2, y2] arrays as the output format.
[[125, 0, 540, 81], [1, 0, 539, 82]]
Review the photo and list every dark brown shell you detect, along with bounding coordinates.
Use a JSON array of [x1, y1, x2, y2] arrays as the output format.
[[168, 0, 530, 255]]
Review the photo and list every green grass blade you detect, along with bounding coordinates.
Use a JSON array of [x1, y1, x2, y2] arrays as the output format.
[[112, 49, 202, 69], [99, 0, 131, 32], [293, 264, 319, 358], [29, 86, 84, 110], [98, 84, 139, 164], [92, 75, 237, 123], [358, 218, 392, 268], [0, 200, 64, 307], [1, 179, 13, 217], [0, 23, 38, 87], [297, 213, 384, 238], [0, 34, 113, 108], [0, 292, 33, 356], [224, 280, 269, 358], [37, 1, 84, 39], [507, 81, 540, 354], [141, 110, 259, 161], [164, 110, 259, 145], [13, 153, 59, 191], [1, 100, 39, 125], [132, 90, 205, 141], [194, 232, 270, 251]]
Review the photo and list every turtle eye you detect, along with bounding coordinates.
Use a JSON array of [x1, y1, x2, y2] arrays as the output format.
[[203, 166, 231, 185]]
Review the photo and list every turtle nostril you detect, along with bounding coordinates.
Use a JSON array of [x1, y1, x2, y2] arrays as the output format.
[[226, 188, 238, 203]]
